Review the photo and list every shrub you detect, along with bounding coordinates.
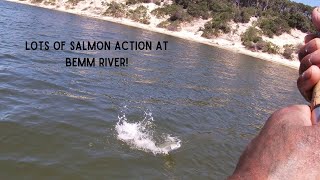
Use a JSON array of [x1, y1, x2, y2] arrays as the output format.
[[258, 16, 291, 37], [212, 11, 233, 23], [282, 44, 295, 60], [157, 20, 170, 28], [186, 1, 210, 19], [155, 0, 161, 6], [256, 40, 279, 54], [151, 4, 183, 18], [167, 21, 181, 31], [242, 41, 255, 50], [241, 27, 269, 51], [208, 1, 233, 13], [157, 20, 181, 31], [126, 0, 150, 5], [103, 2, 126, 18], [31, 0, 43, 3], [287, 12, 314, 33], [260, 8, 281, 18], [234, 7, 256, 23], [128, 5, 150, 24], [67, 0, 83, 6], [241, 27, 262, 44], [201, 23, 230, 38], [201, 28, 219, 38], [201, 12, 232, 38], [44, 0, 55, 5], [174, 0, 190, 9], [169, 8, 191, 22]]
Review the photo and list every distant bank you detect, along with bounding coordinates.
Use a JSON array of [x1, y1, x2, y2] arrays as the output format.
[[6, 0, 303, 69]]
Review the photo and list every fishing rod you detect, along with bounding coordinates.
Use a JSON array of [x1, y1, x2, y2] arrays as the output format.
[[311, 83, 320, 124]]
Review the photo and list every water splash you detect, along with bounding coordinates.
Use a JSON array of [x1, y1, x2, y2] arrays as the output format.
[[115, 109, 181, 155]]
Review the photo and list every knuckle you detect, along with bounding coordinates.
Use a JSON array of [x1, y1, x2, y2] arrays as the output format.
[[267, 107, 290, 124], [314, 38, 320, 50], [296, 77, 311, 101], [268, 105, 303, 124]]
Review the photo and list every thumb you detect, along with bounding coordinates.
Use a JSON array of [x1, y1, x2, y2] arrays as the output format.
[[266, 105, 312, 127], [312, 7, 320, 31]]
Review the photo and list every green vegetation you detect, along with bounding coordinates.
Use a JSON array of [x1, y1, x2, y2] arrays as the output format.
[[202, 12, 231, 38], [67, 0, 315, 40], [172, 0, 314, 37], [126, 0, 145, 5], [152, 4, 192, 31], [234, 7, 256, 23], [104, 0, 312, 58], [157, 20, 181, 31], [126, 0, 157, 5], [241, 27, 262, 49], [103, 2, 127, 18], [155, 0, 313, 58], [186, 1, 210, 19], [287, 12, 314, 33], [151, 4, 184, 18], [258, 16, 291, 37], [67, 0, 83, 6], [43, 0, 56, 5], [169, 7, 192, 22], [282, 44, 296, 60], [31, 0, 43, 3], [241, 27, 279, 54], [128, 5, 150, 24], [155, 1, 161, 6], [126, 0, 161, 6], [257, 40, 280, 54]]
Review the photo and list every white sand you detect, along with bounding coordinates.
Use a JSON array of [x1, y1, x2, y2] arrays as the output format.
[[6, 0, 304, 69]]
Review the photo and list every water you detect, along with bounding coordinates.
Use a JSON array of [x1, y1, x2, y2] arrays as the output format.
[[0, 1, 305, 179]]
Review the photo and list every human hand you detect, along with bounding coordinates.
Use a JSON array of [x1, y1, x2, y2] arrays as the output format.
[[229, 105, 320, 179], [298, 7, 320, 102]]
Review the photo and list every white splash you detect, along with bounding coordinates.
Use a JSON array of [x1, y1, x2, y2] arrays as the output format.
[[115, 110, 181, 155]]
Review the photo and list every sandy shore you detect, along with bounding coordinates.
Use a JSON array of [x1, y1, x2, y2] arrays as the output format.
[[6, 0, 301, 69]]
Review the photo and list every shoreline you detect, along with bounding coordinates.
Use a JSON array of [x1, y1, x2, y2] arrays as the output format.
[[6, 0, 300, 69]]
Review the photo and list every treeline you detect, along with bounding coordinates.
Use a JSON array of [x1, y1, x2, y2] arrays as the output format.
[[100, 0, 313, 58], [169, 0, 314, 37], [149, 0, 313, 58]]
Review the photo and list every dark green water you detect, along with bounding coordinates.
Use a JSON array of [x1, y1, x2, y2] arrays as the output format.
[[0, 1, 305, 179]]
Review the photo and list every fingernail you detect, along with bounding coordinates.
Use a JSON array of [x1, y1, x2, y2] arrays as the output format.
[[302, 68, 312, 81]]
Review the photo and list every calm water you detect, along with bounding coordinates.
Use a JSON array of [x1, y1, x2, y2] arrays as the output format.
[[0, 1, 305, 179]]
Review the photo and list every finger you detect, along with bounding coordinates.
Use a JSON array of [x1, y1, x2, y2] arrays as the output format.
[[299, 50, 320, 75], [298, 38, 320, 61], [312, 7, 320, 32], [305, 33, 320, 44], [267, 105, 312, 127], [297, 65, 320, 102]]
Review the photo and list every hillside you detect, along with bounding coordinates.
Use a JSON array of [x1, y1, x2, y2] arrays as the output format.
[[8, 0, 314, 68]]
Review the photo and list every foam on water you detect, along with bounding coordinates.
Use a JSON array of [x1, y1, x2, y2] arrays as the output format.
[[115, 109, 181, 155]]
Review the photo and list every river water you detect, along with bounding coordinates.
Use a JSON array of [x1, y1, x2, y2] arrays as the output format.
[[0, 1, 305, 179]]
